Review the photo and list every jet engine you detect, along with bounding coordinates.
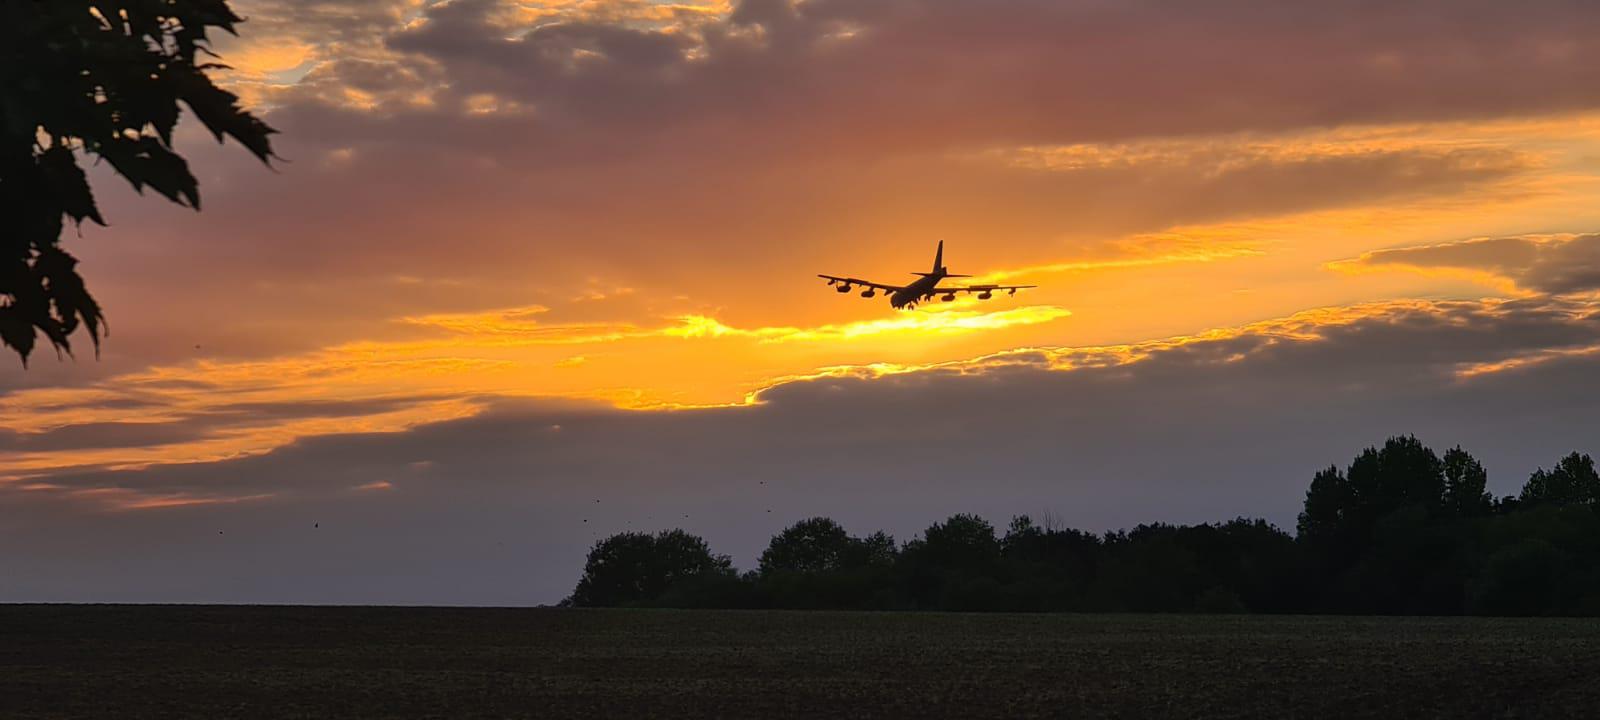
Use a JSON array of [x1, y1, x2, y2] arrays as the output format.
[[837, 284, 851, 293], [942, 293, 956, 302], [977, 291, 993, 300], [860, 289, 876, 298]]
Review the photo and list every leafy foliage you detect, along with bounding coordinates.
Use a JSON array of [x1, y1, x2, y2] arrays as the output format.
[[0, 0, 275, 362], [1519, 453, 1600, 507], [758, 517, 888, 575], [568, 529, 733, 607], [1442, 445, 1492, 517]]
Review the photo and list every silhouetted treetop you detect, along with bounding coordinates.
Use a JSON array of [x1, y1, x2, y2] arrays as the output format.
[[759, 518, 897, 575], [1, 1, 275, 362], [1520, 453, 1600, 507], [1348, 435, 1445, 520], [759, 517, 851, 574], [1298, 464, 1351, 542], [1443, 446, 1493, 517], [569, 529, 732, 607], [903, 513, 1001, 574]]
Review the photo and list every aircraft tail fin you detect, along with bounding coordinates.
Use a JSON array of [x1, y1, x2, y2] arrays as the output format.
[[932, 240, 945, 274]]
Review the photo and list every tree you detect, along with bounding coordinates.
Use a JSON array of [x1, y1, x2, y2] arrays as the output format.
[[1296, 463, 1361, 599], [855, 530, 898, 568], [1520, 453, 1600, 507], [998, 515, 1101, 611], [1442, 446, 1492, 517], [1297, 465, 1351, 543], [899, 514, 1003, 610], [1000, 514, 1100, 569], [1345, 435, 1445, 524], [756, 519, 898, 609], [759, 518, 896, 575], [904, 513, 1001, 574], [1299, 439, 1465, 611], [1208, 518, 1303, 613], [1095, 524, 1205, 612], [759, 517, 859, 575], [1, 1, 275, 362], [569, 530, 733, 607]]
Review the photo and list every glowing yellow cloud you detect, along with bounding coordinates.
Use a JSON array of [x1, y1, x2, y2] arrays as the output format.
[[1454, 343, 1600, 379], [221, 39, 316, 77], [662, 306, 1071, 342], [733, 300, 1466, 406]]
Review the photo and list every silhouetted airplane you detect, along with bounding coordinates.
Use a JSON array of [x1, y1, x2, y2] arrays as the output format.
[[818, 241, 1035, 309]]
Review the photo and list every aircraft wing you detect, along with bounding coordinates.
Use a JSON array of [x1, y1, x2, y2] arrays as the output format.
[[817, 275, 905, 292], [930, 284, 1037, 295]]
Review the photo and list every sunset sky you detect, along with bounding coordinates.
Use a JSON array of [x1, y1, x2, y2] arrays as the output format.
[[7, 0, 1600, 604]]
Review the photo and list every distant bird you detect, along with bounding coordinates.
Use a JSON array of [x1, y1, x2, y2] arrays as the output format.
[[583, 519, 588, 523], [766, 509, 772, 513], [314, 523, 319, 528]]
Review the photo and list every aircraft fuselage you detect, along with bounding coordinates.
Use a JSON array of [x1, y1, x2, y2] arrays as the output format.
[[890, 271, 947, 309]]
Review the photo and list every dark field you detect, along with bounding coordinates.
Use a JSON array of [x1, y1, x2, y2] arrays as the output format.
[[4, 606, 1599, 719]]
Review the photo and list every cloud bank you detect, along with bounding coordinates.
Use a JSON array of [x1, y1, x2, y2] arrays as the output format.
[[7, 296, 1600, 603]]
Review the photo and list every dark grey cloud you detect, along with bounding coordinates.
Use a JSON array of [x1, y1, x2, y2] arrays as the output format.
[[1345, 233, 1600, 295], [377, 0, 1600, 153], [6, 296, 1600, 604]]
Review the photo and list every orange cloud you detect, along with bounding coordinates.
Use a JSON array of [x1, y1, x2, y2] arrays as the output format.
[[0, 301, 1070, 481]]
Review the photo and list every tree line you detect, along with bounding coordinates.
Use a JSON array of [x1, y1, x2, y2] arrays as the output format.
[[562, 436, 1600, 616]]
